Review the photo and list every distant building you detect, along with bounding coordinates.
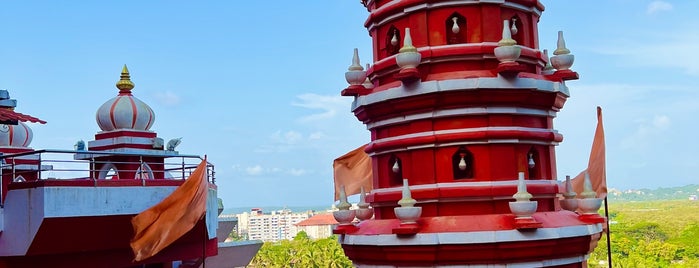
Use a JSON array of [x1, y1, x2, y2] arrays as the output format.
[[690, 195, 698, 201], [235, 208, 313, 242], [295, 213, 338, 239]]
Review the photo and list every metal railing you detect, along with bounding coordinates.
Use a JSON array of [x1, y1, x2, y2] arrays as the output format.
[[0, 149, 215, 207]]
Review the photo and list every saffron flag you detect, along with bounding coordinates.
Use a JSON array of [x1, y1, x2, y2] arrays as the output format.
[[130, 159, 209, 262], [333, 144, 373, 200], [571, 106, 607, 199]]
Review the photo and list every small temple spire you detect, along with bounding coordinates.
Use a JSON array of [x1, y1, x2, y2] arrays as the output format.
[[116, 64, 135, 94]]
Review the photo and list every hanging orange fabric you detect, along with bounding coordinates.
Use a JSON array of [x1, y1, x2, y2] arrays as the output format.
[[130, 159, 209, 262], [571, 106, 607, 199], [333, 144, 373, 200]]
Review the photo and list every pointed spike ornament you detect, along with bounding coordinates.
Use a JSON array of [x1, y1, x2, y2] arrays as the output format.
[[116, 64, 135, 94], [564, 175, 577, 198], [553, 31, 571, 55], [349, 48, 364, 71], [498, 20, 517, 47], [581, 172, 597, 199], [362, 63, 374, 89], [337, 185, 352, 210], [345, 48, 367, 86], [358, 187, 369, 209], [397, 179, 417, 207], [399, 28, 418, 53], [513, 172, 533, 202]]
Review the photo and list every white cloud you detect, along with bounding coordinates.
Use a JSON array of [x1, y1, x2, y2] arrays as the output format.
[[308, 131, 325, 140], [153, 91, 181, 106], [270, 130, 303, 145], [292, 93, 351, 122], [288, 168, 307, 176], [245, 165, 263, 176], [647, 1, 673, 15]]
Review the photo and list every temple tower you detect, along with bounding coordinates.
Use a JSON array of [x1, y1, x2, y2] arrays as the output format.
[[335, 1, 604, 267]]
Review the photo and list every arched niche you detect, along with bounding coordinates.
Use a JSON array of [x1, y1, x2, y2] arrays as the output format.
[[527, 147, 539, 179], [388, 154, 403, 187], [385, 25, 400, 57], [446, 13, 467, 44], [135, 162, 155, 180], [452, 146, 474, 180], [98, 162, 120, 180]]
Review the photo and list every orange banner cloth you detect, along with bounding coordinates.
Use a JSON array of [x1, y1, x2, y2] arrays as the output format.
[[571, 106, 607, 199], [130, 159, 209, 262], [333, 144, 373, 200]]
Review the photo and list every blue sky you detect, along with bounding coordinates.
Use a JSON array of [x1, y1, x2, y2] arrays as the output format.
[[0, 1, 696, 207]]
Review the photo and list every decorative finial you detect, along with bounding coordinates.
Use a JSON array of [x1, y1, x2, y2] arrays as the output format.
[[397, 179, 417, 207], [358, 187, 369, 209], [498, 20, 517, 47], [581, 172, 596, 198], [349, 48, 364, 71], [337, 185, 352, 210], [451, 17, 460, 34], [542, 49, 554, 73], [362, 64, 374, 89], [399, 28, 418, 53], [553, 31, 571, 55], [513, 172, 533, 202], [116, 64, 135, 93], [563, 175, 576, 198]]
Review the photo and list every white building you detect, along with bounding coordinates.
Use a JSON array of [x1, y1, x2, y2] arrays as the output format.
[[235, 208, 313, 242]]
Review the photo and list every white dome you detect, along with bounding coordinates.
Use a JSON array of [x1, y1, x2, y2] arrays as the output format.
[[95, 65, 156, 132], [96, 94, 155, 131], [0, 122, 33, 147]]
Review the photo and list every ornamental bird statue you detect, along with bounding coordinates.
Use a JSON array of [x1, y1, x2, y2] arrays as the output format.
[[166, 138, 182, 151], [74, 140, 86, 151], [152, 137, 164, 149]]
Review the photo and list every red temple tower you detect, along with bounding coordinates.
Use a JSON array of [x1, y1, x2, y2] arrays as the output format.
[[334, 0, 605, 267]]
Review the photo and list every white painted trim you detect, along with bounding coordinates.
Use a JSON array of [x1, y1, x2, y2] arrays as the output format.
[[366, 106, 555, 129], [352, 77, 568, 111], [369, 126, 558, 145], [354, 254, 588, 267], [88, 136, 156, 148], [371, 180, 558, 195], [341, 224, 603, 246], [367, 139, 558, 156]]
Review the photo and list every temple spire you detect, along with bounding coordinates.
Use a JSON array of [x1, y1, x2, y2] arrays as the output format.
[[116, 64, 135, 94]]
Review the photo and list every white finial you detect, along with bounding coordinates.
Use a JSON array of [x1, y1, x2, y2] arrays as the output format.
[[498, 20, 517, 46], [337, 185, 352, 210], [564, 175, 576, 198], [510, 18, 518, 35], [554, 31, 570, 55], [349, 48, 364, 71], [451, 17, 460, 34], [581, 171, 596, 198], [543, 49, 554, 73], [392, 160, 400, 173], [397, 179, 416, 207], [358, 187, 369, 209], [362, 63, 374, 89], [458, 155, 467, 170], [513, 172, 533, 202], [399, 28, 417, 53]]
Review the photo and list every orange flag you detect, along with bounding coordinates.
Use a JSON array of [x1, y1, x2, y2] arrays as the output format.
[[130, 159, 209, 262], [571, 107, 607, 199], [333, 144, 373, 200]]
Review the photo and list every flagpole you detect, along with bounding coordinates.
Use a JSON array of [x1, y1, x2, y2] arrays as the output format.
[[604, 196, 612, 268]]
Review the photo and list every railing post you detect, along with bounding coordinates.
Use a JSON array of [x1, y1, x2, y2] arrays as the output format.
[[37, 153, 42, 180], [181, 157, 185, 180], [139, 156, 145, 186]]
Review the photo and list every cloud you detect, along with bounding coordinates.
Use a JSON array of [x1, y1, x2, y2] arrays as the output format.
[[272, 130, 303, 144], [288, 168, 307, 176], [153, 91, 181, 106], [245, 165, 263, 176], [292, 93, 351, 122], [308, 131, 325, 140], [646, 1, 673, 15]]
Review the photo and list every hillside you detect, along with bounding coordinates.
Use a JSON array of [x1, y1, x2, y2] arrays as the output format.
[[608, 184, 699, 201]]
